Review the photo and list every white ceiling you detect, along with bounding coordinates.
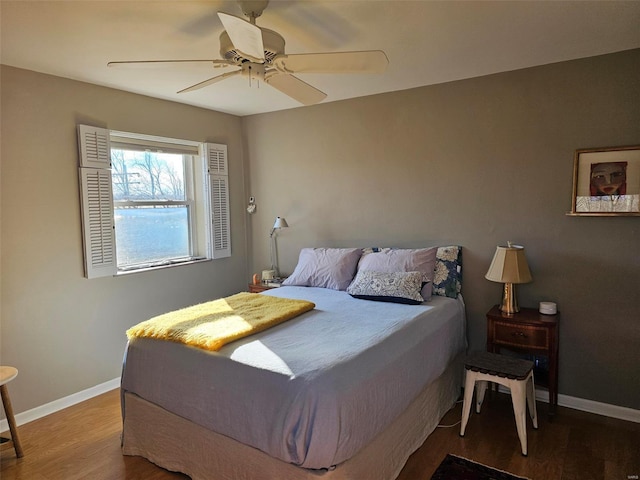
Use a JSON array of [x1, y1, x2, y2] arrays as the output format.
[[2, 1, 640, 117]]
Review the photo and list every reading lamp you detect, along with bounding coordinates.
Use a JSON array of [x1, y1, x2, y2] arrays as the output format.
[[485, 242, 532, 314], [269, 216, 288, 278]]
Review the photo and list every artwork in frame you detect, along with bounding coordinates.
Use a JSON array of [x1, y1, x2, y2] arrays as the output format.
[[569, 145, 640, 216]]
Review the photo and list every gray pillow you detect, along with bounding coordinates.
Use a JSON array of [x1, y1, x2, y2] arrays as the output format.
[[283, 248, 362, 291], [357, 247, 437, 300], [347, 270, 425, 305]]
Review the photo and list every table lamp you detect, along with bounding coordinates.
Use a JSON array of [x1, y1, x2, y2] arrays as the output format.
[[485, 242, 532, 314], [269, 216, 288, 278]]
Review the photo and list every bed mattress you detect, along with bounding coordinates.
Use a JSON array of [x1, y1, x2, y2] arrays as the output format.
[[121, 286, 466, 469]]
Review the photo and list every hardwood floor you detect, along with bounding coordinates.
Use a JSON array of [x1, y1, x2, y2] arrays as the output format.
[[1, 388, 638, 479], [399, 394, 639, 480]]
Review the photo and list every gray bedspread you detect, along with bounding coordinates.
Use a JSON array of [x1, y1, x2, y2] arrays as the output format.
[[121, 286, 466, 469]]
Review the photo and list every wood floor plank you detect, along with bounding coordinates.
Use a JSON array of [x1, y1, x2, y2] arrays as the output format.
[[1, 388, 638, 479]]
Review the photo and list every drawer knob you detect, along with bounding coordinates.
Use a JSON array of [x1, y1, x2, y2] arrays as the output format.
[[512, 331, 527, 338]]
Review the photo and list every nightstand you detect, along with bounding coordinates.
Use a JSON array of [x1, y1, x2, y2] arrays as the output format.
[[486, 305, 559, 416], [248, 283, 276, 293]]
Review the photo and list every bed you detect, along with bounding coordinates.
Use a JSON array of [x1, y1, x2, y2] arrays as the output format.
[[121, 246, 466, 480]]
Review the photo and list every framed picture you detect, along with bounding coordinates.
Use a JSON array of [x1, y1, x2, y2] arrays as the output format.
[[569, 145, 640, 216]]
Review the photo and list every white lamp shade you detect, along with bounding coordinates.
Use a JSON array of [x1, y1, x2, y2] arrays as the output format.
[[485, 244, 532, 284], [273, 217, 288, 229]]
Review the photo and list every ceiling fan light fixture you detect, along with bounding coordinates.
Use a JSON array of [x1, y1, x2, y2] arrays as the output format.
[[241, 62, 266, 87]]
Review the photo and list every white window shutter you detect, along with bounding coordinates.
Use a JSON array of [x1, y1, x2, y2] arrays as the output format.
[[78, 125, 111, 168], [204, 143, 231, 259], [78, 125, 116, 278], [206, 142, 228, 175]]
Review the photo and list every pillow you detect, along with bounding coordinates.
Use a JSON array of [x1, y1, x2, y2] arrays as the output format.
[[357, 247, 437, 301], [282, 248, 362, 291], [432, 246, 462, 298], [347, 270, 425, 305]]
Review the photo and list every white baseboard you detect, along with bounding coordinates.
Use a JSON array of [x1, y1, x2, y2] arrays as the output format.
[[496, 386, 640, 423], [556, 392, 640, 423], [1, 377, 120, 433], [3, 377, 638, 434]]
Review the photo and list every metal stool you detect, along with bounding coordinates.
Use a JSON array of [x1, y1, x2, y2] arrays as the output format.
[[460, 352, 538, 456], [1, 366, 24, 458]]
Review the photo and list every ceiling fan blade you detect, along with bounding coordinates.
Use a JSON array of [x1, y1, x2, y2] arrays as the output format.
[[178, 70, 241, 94], [264, 72, 327, 105], [217, 12, 265, 63], [108, 60, 232, 69], [273, 51, 389, 75]]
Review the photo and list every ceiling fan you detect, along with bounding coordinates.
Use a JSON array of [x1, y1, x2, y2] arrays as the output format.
[[108, 0, 388, 105]]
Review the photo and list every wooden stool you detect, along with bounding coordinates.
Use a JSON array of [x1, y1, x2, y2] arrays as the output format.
[[459, 352, 538, 456], [1, 366, 24, 458]]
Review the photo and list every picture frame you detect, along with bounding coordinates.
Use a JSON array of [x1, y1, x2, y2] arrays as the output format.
[[569, 145, 640, 216]]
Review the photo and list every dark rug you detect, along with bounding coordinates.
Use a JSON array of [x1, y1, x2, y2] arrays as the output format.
[[431, 454, 530, 480]]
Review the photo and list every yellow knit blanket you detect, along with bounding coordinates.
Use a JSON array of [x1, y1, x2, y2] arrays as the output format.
[[126, 292, 315, 352]]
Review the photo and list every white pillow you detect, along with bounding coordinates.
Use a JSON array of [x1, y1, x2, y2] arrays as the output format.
[[283, 248, 363, 291]]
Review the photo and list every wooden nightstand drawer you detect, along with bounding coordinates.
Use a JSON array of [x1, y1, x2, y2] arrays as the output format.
[[486, 305, 559, 416], [492, 321, 549, 350]]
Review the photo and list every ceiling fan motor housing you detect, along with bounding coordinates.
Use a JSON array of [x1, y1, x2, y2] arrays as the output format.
[[219, 28, 285, 65], [239, 0, 269, 20]]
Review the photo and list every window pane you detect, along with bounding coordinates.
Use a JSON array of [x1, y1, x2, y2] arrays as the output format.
[[115, 206, 190, 266], [111, 149, 185, 201]]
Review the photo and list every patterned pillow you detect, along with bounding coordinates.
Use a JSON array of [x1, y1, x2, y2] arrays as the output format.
[[432, 246, 462, 298], [357, 247, 437, 301], [347, 270, 425, 305]]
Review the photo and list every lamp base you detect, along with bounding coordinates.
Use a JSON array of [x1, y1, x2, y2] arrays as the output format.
[[499, 282, 520, 314]]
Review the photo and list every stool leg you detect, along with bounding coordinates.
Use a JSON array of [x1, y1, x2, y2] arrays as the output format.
[[527, 374, 538, 429], [1, 384, 24, 458], [475, 380, 488, 414], [509, 380, 528, 456], [460, 371, 476, 436]]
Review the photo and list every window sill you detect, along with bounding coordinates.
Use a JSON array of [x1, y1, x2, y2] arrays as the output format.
[[116, 257, 211, 276]]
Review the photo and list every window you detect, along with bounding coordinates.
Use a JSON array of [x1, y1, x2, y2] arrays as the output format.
[[78, 125, 230, 278]]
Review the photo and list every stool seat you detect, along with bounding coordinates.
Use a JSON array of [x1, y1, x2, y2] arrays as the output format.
[[460, 352, 538, 456], [0, 367, 18, 386], [1, 366, 24, 458], [465, 351, 534, 380]]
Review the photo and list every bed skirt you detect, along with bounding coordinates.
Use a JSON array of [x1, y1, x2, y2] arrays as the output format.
[[122, 354, 463, 480]]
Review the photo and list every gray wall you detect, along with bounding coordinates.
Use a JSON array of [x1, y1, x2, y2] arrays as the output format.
[[243, 49, 640, 410], [1, 66, 249, 413], [1, 49, 638, 418]]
